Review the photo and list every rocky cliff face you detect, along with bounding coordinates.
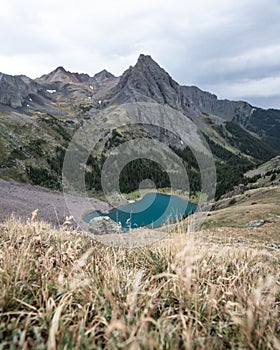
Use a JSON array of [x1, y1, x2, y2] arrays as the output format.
[[0, 55, 271, 127], [105, 54, 253, 122], [0, 74, 40, 108], [101, 55, 278, 153], [107, 54, 181, 106], [0, 54, 279, 155], [179, 85, 252, 120]]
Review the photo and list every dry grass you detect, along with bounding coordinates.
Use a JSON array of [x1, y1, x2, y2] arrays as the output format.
[[0, 216, 279, 349]]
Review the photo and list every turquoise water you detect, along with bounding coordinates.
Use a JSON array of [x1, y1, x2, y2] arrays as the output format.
[[85, 193, 197, 232]]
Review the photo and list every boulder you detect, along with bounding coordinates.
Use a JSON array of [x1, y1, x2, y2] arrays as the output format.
[[89, 216, 121, 235], [245, 219, 265, 228], [265, 242, 280, 249]]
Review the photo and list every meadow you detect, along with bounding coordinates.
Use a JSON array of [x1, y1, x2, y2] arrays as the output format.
[[0, 213, 279, 349]]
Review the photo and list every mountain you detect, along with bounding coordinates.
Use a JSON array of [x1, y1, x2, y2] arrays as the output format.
[[103, 55, 279, 152], [38, 66, 92, 85], [106, 54, 252, 120], [0, 73, 40, 108], [37, 66, 117, 88], [0, 54, 279, 199], [93, 69, 115, 84]]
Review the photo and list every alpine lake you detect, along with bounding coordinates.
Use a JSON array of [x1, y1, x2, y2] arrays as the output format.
[[85, 192, 197, 232]]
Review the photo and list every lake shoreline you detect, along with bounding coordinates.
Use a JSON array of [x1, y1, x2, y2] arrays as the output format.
[[85, 192, 197, 231]]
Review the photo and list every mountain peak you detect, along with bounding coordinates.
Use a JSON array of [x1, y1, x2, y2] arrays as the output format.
[[93, 69, 115, 81], [135, 54, 159, 69], [38, 66, 90, 84], [107, 54, 180, 106], [137, 53, 153, 61], [131, 54, 172, 79], [54, 66, 67, 73]]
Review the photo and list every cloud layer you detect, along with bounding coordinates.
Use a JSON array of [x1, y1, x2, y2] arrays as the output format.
[[0, 0, 280, 108]]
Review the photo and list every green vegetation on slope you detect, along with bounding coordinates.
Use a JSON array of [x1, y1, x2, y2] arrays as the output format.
[[235, 108, 280, 153], [0, 114, 278, 201], [205, 121, 277, 199], [224, 121, 277, 161], [0, 114, 74, 189]]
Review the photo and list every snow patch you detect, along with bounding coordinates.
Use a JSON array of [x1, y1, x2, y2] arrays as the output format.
[[46, 89, 56, 94], [29, 98, 32, 101]]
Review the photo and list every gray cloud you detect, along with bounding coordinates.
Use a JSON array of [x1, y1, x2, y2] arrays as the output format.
[[0, 0, 280, 108]]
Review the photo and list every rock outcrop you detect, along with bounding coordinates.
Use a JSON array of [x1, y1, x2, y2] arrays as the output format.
[[0, 74, 39, 108], [89, 216, 121, 235], [246, 219, 265, 228]]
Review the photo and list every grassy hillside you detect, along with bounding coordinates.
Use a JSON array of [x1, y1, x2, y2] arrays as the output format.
[[204, 185, 280, 230], [237, 108, 280, 153], [0, 108, 278, 201], [0, 213, 279, 349], [0, 113, 74, 189]]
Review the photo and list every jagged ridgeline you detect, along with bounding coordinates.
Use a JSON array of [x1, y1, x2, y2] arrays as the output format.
[[0, 54, 279, 199]]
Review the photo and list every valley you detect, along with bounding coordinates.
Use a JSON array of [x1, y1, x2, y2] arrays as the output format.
[[0, 55, 280, 348], [1, 55, 279, 208]]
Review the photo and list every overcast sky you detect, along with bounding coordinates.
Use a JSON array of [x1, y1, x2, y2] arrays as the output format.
[[1, 0, 280, 109]]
